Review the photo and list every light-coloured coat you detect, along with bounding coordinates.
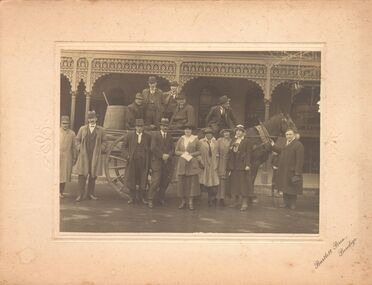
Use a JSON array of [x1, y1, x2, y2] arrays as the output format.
[[175, 135, 201, 176], [198, 137, 219, 187], [216, 137, 231, 178], [60, 128, 77, 183], [75, 125, 107, 177]]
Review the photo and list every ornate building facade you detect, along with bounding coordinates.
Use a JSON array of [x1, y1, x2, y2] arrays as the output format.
[[60, 50, 320, 174]]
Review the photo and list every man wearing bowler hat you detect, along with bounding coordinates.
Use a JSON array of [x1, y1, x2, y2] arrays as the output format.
[[206, 95, 237, 136], [163, 81, 180, 120], [75, 111, 107, 201], [141, 76, 165, 129], [121, 118, 151, 204], [125, 92, 145, 129], [148, 118, 175, 208]]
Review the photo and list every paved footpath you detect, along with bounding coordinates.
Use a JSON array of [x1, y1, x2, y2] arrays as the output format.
[[60, 182, 319, 234]]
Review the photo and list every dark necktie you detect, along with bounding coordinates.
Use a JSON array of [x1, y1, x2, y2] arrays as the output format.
[[207, 141, 212, 157]]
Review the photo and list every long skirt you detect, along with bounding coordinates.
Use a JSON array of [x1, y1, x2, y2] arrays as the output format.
[[230, 170, 253, 198], [177, 175, 201, 198]]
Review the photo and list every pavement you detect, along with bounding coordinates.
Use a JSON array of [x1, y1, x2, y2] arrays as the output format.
[[60, 182, 319, 234]]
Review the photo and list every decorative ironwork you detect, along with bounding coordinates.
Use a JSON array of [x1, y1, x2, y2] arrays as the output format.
[[60, 57, 74, 83], [271, 65, 320, 81], [91, 58, 176, 75], [77, 58, 88, 71], [180, 62, 267, 79]]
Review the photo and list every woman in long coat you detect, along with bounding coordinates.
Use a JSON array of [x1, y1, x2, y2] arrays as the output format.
[[175, 125, 201, 210], [60, 116, 77, 198], [227, 125, 254, 211], [271, 129, 304, 209], [198, 127, 220, 206], [216, 129, 233, 206]]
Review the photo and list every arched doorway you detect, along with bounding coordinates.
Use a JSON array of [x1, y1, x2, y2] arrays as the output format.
[[244, 82, 265, 128], [271, 80, 320, 174], [73, 80, 86, 133], [60, 74, 71, 117], [91, 73, 170, 126], [182, 77, 260, 128]]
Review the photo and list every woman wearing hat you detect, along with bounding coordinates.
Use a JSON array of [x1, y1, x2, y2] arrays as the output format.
[[198, 127, 220, 206], [175, 125, 201, 210], [216, 129, 233, 206], [227, 125, 254, 211]]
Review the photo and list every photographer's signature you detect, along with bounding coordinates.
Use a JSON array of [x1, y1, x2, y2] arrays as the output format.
[[314, 237, 357, 269]]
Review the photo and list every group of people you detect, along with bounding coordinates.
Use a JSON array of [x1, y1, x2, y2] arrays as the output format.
[[60, 76, 305, 212]]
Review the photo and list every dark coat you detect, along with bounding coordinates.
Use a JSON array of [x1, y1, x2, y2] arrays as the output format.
[[150, 131, 174, 171], [121, 131, 151, 190], [272, 139, 305, 195], [227, 137, 252, 171], [142, 88, 165, 124], [205, 105, 237, 130], [163, 92, 178, 120], [75, 125, 107, 177], [169, 104, 196, 129], [125, 103, 145, 129]]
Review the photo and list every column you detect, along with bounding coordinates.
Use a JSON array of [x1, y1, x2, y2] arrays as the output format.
[[84, 91, 91, 124], [70, 91, 77, 128], [175, 60, 181, 84], [261, 64, 273, 185]]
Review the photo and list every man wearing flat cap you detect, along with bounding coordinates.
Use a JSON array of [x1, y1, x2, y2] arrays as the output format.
[[206, 95, 237, 136], [163, 81, 180, 120], [148, 118, 175, 208], [75, 111, 107, 201], [125, 92, 145, 129], [60, 115, 77, 198], [141, 76, 165, 129], [121, 118, 151, 204], [169, 92, 196, 129]]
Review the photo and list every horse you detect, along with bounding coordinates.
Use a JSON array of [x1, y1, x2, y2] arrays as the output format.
[[244, 112, 298, 197]]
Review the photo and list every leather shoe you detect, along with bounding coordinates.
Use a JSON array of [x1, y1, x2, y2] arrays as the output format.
[[188, 202, 194, 210], [88, 194, 98, 200], [141, 198, 148, 205], [148, 201, 154, 208], [178, 201, 186, 209], [75, 195, 83, 202], [127, 198, 135, 204], [240, 204, 248, 211]]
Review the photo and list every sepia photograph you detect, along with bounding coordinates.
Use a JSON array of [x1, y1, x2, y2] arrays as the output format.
[[59, 50, 321, 234]]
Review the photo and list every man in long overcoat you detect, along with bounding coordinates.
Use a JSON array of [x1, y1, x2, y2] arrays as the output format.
[[122, 119, 151, 204], [148, 118, 174, 208], [75, 111, 107, 201], [141, 76, 165, 129], [60, 115, 77, 198], [271, 129, 305, 209], [205, 95, 237, 136]]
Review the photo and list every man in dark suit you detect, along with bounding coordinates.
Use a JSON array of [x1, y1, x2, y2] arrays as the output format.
[[163, 81, 179, 120], [206, 95, 237, 136], [141, 76, 165, 129], [122, 119, 151, 204], [148, 118, 175, 208], [125, 93, 145, 129]]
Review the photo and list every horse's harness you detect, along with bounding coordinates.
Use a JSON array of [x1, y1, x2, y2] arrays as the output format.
[[251, 123, 273, 151]]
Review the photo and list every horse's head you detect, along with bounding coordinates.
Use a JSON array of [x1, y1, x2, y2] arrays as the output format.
[[264, 112, 297, 137], [280, 112, 297, 136]]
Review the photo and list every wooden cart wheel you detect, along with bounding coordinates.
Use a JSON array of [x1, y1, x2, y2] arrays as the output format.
[[104, 134, 129, 198]]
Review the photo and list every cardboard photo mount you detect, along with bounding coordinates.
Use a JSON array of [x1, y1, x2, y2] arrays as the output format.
[[1, 1, 371, 284]]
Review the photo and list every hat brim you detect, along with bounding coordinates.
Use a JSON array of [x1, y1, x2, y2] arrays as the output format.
[[234, 127, 246, 132], [219, 129, 234, 135]]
